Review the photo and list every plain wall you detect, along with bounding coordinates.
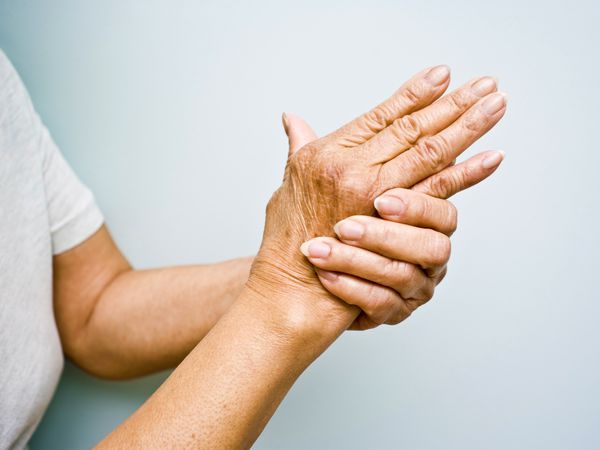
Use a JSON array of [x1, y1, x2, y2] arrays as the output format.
[[1, 0, 599, 448]]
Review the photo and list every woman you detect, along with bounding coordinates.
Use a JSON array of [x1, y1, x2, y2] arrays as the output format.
[[0, 50, 505, 449]]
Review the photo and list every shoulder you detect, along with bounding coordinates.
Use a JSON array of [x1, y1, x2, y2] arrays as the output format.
[[0, 49, 42, 149], [0, 48, 22, 92]]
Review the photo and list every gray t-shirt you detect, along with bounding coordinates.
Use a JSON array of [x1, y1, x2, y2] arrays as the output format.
[[0, 50, 103, 449]]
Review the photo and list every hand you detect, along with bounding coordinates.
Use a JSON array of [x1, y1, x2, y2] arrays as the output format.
[[248, 66, 506, 331], [302, 183, 495, 330], [302, 190, 454, 331], [282, 107, 504, 330]]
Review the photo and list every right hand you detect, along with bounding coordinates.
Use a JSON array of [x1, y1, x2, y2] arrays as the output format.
[[285, 109, 504, 331], [247, 65, 506, 329]]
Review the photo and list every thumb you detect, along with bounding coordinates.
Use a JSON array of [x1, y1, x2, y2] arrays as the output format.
[[282, 112, 318, 157]]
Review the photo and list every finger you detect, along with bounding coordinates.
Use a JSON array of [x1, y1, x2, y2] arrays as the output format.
[[412, 150, 505, 199], [373, 188, 458, 236], [434, 266, 448, 285], [363, 76, 497, 163], [282, 112, 318, 156], [381, 91, 507, 188], [328, 65, 451, 146], [332, 216, 451, 275], [315, 269, 412, 327], [348, 312, 382, 331], [300, 237, 434, 300]]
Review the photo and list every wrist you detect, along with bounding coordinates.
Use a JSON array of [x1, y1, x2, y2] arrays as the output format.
[[244, 248, 359, 349]]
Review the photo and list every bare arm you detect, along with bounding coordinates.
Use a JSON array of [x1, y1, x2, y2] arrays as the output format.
[[53, 226, 252, 379], [97, 65, 506, 448], [98, 282, 353, 448], [55, 69, 502, 382]]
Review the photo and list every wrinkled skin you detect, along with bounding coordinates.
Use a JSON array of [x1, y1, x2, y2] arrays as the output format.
[[283, 111, 504, 331], [248, 65, 506, 328]]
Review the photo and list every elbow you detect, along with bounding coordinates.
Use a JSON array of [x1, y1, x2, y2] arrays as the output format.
[[62, 333, 142, 381]]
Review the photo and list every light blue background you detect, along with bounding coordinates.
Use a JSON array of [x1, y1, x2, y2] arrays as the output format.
[[1, 0, 599, 448]]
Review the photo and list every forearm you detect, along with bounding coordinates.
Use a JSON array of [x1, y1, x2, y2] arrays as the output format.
[[67, 256, 253, 379], [98, 282, 357, 449]]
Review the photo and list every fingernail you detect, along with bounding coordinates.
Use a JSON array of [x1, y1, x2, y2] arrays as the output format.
[[425, 65, 450, 85], [300, 240, 331, 259], [374, 195, 406, 216], [333, 219, 364, 241], [481, 150, 505, 169], [481, 92, 507, 115], [315, 269, 338, 282], [471, 76, 496, 96]]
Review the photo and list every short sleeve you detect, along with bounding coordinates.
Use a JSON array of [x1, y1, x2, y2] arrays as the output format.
[[0, 49, 103, 254], [41, 128, 104, 254]]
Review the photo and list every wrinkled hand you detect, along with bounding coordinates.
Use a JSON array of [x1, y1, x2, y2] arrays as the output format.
[[248, 66, 506, 329], [283, 107, 504, 330]]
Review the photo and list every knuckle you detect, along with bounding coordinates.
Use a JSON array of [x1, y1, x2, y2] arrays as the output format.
[[456, 162, 475, 189], [445, 201, 458, 234], [362, 286, 390, 324], [415, 136, 448, 171], [382, 258, 404, 284], [447, 90, 470, 111], [462, 110, 482, 133], [391, 114, 422, 144], [379, 220, 397, 245], [420, 282, 435, 302], [436, 266, 449, 285], [429, 171, 459, 199], [340, 174, 380, 209], [390, 299, 413, 324], [414, 193, 432, 221], [429, 233, 452, 266], [342, 243, 362, 267], [363, 107, 389, 133], [401, 83, 422, 106], [395, 262, 419, 291]]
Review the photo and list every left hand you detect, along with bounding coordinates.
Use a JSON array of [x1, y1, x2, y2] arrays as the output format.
[[284, 112, 504, 330]]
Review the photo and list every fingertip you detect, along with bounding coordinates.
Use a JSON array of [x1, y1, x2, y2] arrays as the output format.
[[300, 239, 331, 259], [425, 64, 451, 86], [374, 194, 406, 218], [315, 268, 338, 282], [471, 76, 497, 96], [299, 241, 310, 257], [481, 150, 505, 170]]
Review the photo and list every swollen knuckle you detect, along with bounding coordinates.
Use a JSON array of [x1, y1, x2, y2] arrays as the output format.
[[431, 172, 459, 198], [363, 107, 389, 133], [401, 83, 422, 105], [382, 258, 403, 283], [392, 115, 422, 144], [416, 136, 447, 170], [457, 163, 474, 187], [462, 111, 482, 133], [447, 90, 470, 111]]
